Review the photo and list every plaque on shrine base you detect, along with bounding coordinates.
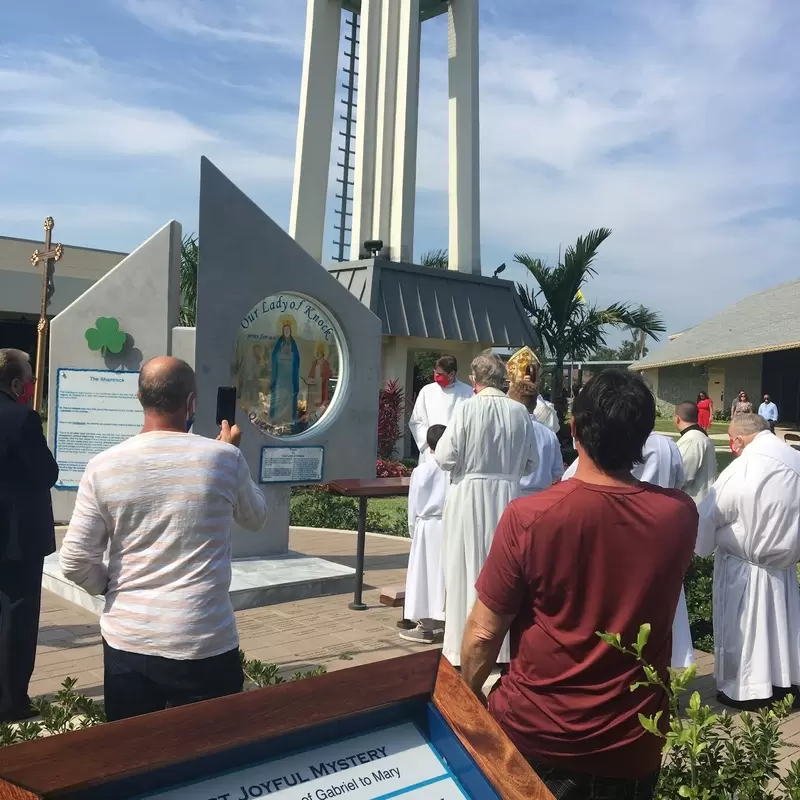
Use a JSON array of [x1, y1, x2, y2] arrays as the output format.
[[0, 651, 553, 799]]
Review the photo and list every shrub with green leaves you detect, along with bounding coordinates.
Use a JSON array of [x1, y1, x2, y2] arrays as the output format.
[[290, 487, 409, 537], [0, 656, 326, 747], [599, 625, 800, 799]]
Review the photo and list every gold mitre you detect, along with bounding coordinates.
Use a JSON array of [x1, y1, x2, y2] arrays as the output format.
[[506, 346, 541, 385]]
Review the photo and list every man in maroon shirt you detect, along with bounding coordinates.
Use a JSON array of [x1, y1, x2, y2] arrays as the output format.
[[461, 370, 697, 800]]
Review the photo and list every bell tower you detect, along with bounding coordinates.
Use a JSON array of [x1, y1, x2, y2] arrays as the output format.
[[289, 0, 482, 275]]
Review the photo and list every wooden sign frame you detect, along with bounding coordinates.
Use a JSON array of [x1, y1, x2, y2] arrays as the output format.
[[0, 651, 553, 799]]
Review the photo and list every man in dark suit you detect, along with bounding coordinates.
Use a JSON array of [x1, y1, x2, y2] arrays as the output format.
[[0, 349, 58, 721]]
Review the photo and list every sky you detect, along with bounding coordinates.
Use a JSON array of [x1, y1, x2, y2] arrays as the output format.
[[2, 0, 799, 343]]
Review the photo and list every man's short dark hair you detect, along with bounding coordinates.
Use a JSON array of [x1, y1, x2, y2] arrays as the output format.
[[427, 424, 446, 451], [675, 401, 699, 424], [435, 355, 457, 374], [138, 359, 196, 413], [0, 349, 28, 389], [572, 370, 655, 473]]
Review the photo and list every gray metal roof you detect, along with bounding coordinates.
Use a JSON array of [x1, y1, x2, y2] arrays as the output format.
[[327, 258, 539, 348], [633, 278, 800, 370]]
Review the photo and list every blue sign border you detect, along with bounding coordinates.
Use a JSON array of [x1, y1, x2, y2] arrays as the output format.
[[53, 367, 140, 491], [258, 445, 325, 485]]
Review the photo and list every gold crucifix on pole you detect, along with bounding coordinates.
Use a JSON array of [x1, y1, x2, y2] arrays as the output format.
[[30, 216, 64, 412]]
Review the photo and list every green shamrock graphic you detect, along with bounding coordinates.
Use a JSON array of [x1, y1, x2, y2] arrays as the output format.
[[85, 317, 127, 354]]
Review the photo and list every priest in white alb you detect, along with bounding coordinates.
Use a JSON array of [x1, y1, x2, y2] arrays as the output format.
[[697, 414, 800, 708], [408, 355, 473, 464], [564, 429, 694, 668], [435, 352, 538, 666]]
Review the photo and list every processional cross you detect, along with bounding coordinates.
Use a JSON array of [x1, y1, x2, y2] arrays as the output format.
[[30, 216, 64, 412]]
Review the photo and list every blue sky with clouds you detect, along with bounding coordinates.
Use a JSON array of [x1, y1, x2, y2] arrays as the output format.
[[2, 0, 799, 340]]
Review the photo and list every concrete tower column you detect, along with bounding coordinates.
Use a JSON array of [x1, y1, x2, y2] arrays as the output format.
[[371, 0, 400, 247], [289, 0, 342, 263], [447, 0, 481, 274], [390, 0, 422, 262], [350, 0, 383, 260]]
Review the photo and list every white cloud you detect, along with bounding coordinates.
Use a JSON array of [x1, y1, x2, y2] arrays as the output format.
[[120, 0, 306, 53], [3, 0, 800, 340], [413, 0, 800, 333]]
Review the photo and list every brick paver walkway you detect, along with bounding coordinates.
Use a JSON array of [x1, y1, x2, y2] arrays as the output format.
[[29, 527, 800, 773]]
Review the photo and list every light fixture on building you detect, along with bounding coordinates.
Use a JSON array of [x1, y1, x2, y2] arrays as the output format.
[[364, 240, 384, 258]]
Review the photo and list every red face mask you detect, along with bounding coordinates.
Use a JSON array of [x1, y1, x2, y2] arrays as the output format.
[[16, 380, 35, 406], [433, 373, 451, 388]]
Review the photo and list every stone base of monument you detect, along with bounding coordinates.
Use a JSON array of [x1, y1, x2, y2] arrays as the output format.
[[42, 552, 355, 617]]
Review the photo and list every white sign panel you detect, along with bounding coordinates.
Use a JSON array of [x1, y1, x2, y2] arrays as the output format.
[[54, 369, 142, 489], [141, 722, 467, 800], [259, 446, 324, 484]]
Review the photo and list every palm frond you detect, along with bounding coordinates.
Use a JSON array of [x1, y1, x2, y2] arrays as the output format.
[[624, 304, 667, 341], [420, 248, 448, 269], [180, 233, 199, 327]]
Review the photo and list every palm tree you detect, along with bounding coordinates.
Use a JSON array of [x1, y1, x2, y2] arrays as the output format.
[[515, 228, 665, 412], [180, 233, 199, 326], [419, 248, 448, 269], [626, 304, 666, 359]]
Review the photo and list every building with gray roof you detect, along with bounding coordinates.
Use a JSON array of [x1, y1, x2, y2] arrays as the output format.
[[631, 278, 800, 423]]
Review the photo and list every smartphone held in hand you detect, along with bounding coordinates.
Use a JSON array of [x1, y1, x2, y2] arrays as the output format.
[[215, 386, 237, 427]]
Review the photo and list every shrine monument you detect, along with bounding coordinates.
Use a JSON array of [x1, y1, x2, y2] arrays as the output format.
[[42, 160, 381, 612]]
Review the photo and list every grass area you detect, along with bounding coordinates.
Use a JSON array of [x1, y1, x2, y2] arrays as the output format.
[[716, 451, 735, 473], [367, 496, 408, 534], [653, 418, 730, 436]]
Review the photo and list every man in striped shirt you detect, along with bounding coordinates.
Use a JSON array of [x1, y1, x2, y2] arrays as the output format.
[[60, 357, 268, 721]]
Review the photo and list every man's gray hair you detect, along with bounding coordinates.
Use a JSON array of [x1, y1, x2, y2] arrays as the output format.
[[731, 413, 769, 437], [470, 352, 507, 390], [0, 349, 29, 389], [138, 358, 196, 413]]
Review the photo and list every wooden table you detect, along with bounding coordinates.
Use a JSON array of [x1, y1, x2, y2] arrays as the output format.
[[326, 477, 411, 610]]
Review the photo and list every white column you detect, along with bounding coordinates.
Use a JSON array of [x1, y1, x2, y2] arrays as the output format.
[[447, 0, 481, 274], [390, 0, 421, 262], [371, 0, 400, 249], [289, 0, 342, 264], [350, 0, 383, 260]]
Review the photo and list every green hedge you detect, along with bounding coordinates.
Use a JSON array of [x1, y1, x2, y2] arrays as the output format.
[[290, 488, 408, 537]]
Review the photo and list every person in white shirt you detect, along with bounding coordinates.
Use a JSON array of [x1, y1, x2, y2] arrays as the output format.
[[564, 430, 693, 668], [758, 393, 779, 434], [674, 401, 717, 503], [697, 413, 800, 709], [408, 355, 473, 464], [401, 425, 448, 645], [435, 353, 538, 666], [60, 357, 268, 722], [508, 380, 564, 493], [533, 392, 559, 434]]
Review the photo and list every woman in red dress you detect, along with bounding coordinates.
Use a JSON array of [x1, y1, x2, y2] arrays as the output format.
[[697, 391, 713, 430]]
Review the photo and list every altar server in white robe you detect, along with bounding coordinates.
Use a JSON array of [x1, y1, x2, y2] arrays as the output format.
[[508, 380, 564, 493], [435, 353, 538, 667], [409, 355, 473, 464], [564, 431, 694, 668], [401, 424, 448, 644], [697, 414, 800, 707]]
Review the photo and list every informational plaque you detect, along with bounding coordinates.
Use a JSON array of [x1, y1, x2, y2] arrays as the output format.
[[54, 368, 142, 489], [259, 445, 324, 484], [141, 722, 468, 799]]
